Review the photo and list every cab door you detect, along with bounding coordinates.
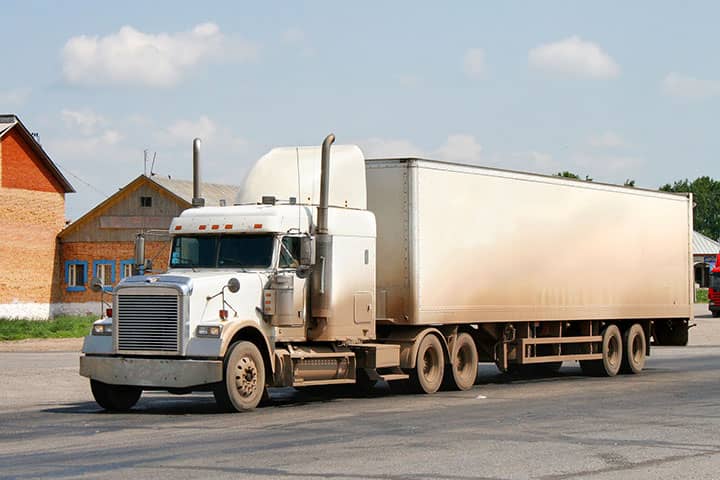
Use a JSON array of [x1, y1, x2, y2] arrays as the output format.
[[273, 236, 307, 341]]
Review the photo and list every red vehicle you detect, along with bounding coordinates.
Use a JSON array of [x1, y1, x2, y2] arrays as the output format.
[[710, 253, 720, 318]]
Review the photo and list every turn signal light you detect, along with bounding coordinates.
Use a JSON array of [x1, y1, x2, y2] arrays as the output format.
[[219, 309, 229, 320], [105, 308, 113, 318]]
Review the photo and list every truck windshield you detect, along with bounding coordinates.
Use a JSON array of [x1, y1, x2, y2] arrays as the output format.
[[711, 272, 720, 291], [170, 234, 275, 269]]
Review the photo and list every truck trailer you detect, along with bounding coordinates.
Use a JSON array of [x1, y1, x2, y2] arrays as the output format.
[[80, 135, 694, 411], [710, 253, 720, 318]]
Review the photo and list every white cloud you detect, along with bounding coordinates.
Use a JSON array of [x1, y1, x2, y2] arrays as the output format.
[[463, 48, 485, 79], [528, 36, 619, 79], [434, 134, 483, 164], [394, 74, 421, 88], [61, 109, 107, 135], [662, 72, 720, 100], [61, 22, 257, 87], [589, 131, 625, 148], [157, 115, 248, 156], [0, 88, 31, 106]]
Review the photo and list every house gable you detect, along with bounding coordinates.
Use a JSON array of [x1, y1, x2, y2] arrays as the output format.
[[1, 128, 66, 193]]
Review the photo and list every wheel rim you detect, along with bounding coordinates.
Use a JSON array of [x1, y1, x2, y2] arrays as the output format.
[[234, 356, 258, 399], [632, 334, 643, 364], [607, 335, 619, 368], [455, 343, 473, 379], [422, 347, 440, 384]]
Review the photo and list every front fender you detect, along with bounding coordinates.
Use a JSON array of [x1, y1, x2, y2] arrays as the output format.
[[219, 320, 275, 371]]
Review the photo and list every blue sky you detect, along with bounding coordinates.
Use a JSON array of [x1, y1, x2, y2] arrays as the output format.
[[2, 1, 719, 219]]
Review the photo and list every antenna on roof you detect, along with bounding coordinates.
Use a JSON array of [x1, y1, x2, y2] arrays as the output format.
[[143, 149, 148, 176], [150, 152, 157, 176]]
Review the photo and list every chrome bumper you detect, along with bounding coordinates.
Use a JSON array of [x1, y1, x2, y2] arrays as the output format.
[[79, 355, 223, 388]]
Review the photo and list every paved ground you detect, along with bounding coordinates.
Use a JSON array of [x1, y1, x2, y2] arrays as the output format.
[[0, 305, 718, 479]]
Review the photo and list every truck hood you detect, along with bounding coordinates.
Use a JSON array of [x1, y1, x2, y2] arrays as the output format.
[[118, 270, 269, 324]]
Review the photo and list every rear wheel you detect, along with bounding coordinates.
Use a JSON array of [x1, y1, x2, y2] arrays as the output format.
[[214, 341, 266, 412], [621, 324, 646, 374], [447, 333, 478, 391], [580, 325, 622, 377], [90, 380, 142, 411], [409, 334, 444, 394]]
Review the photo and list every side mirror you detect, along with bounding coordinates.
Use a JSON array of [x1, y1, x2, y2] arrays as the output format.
[[90, 277, 104, 293], [296, 265, 312, 279], [300, 236, 315, 266], [226, 277, 241, 293]]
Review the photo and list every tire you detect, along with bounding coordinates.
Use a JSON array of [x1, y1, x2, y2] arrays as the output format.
[[713, 311, 720, 318], [621, 323, 646, 374], [214, 341, 266, 412], [90, 380, 142, 411], [579, 324, 623, 377], [409, 334, 445, 394], [446, 333, 478, 391]]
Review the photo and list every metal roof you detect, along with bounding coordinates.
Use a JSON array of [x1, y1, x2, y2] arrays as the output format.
[[149, 176, 240, 207], [0, 114, 75, 193], [693, 230, 720, 255]]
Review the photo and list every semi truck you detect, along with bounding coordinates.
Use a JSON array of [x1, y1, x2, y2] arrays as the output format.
[[710, 254, 720, 318], [79, 134, 694, 412]]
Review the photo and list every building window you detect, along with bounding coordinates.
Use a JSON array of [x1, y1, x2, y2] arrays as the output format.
[[92, 260, 116, 291], [120, 259, 135, 279], [65, 260, 88, 292], [141, 196, 152, 207]]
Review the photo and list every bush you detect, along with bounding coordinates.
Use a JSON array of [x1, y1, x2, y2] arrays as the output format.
[[696, 288, 709, 304], [0, 316, 96, 341]]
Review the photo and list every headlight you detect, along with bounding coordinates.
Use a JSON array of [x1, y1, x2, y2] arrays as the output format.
[[92, 324, 112, 336], [196, 325, 222, 337]]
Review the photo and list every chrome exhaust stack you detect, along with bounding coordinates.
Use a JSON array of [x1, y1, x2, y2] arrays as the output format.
[[191, 138, 205, 207], [316, 133, 335, 234]]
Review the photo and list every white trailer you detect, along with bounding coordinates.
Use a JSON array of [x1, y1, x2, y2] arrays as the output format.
[[80, 135, 694, 411]]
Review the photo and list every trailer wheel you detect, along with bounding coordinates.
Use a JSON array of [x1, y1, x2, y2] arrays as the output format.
[[579, 324, 622, 377], [214, 341, 266, 412], [621, 324, 646, 374], [447, 333, 478, 391], [90, 380, 141, 411], [409, 334, 444, 394]]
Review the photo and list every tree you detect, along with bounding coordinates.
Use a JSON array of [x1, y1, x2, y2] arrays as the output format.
[[556, 171, 593, 182], [660, 177, 720, 240]]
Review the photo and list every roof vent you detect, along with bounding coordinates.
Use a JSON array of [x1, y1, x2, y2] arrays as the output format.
[[262, 196, 276, 205]]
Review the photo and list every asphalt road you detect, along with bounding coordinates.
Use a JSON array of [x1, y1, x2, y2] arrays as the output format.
[[1, 309, 719, 480]]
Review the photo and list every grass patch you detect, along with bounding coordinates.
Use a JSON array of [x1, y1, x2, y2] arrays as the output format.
[[696, 288, 709, 304], [0, 315, 96, 341]]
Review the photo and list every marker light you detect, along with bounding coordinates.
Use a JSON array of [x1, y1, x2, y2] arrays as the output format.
[[105, 308, 113, 318]]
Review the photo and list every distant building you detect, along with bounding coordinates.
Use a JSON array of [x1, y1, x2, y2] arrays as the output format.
[[693, 230, 720, 288], [57, 174, 239, 314], [0, 114, 75, 319]]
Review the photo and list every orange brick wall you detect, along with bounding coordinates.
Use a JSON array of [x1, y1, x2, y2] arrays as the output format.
[[1, 129, 65, 193], [60, 241, 171, 303], [0, 188, 66, 304]]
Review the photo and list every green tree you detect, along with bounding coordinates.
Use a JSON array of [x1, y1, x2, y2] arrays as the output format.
[[556, 171, 593, 182], [660, 176, 720, 240]]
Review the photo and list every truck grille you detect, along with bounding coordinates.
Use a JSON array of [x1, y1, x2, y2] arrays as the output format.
[[116, 294, 180, 353]]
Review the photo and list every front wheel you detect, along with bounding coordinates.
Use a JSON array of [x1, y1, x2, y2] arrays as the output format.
[[90, 380, 142, 411], [214, 341, 266, 412]]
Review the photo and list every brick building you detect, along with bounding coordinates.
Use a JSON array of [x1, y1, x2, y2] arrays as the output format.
[[0, 114, 75, 319], [57, 174, 239, 314]]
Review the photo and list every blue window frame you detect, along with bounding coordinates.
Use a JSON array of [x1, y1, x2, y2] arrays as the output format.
[[92, 260, 116, 291], [65, 260, 88, 292], [120, 259, 135, 279]]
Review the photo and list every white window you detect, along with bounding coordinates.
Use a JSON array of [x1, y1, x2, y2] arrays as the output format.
[[68, 263, 85, 287], [96, 263, 113, 286], [122, 262, 133, 278]]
